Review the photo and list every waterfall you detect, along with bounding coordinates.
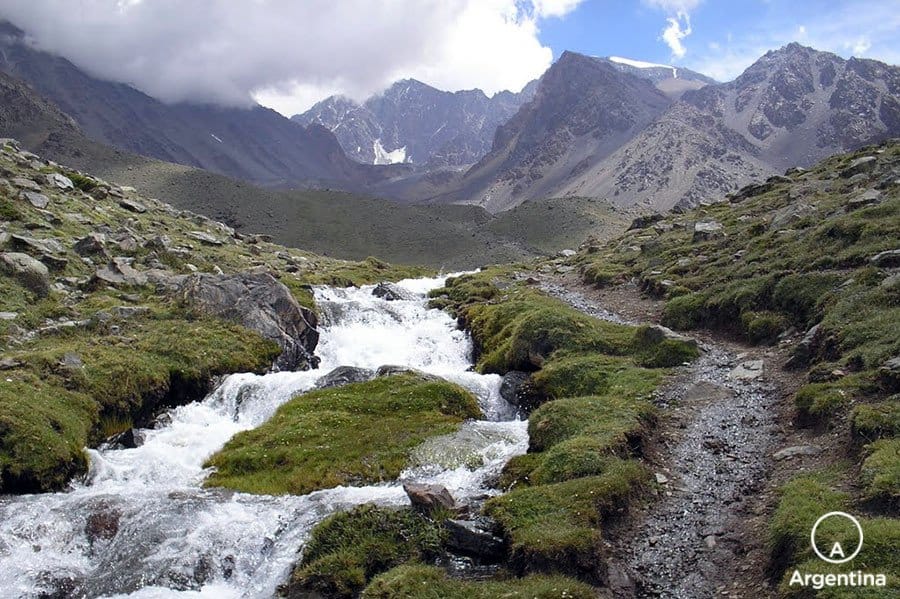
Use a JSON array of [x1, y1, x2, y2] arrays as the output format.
[[0, 276, 527, 598]]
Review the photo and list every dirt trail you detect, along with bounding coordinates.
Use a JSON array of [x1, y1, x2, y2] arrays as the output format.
[[539, 277, 793, 599]]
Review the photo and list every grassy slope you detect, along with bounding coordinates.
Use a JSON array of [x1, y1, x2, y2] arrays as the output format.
[[204, 374, 482, 494], [573, 141, 900, 595], [0, 141, 429, 492]]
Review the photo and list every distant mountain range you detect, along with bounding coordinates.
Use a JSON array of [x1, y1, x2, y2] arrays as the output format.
[[293, 79, 537, 168], [1, 15, 898, 214]]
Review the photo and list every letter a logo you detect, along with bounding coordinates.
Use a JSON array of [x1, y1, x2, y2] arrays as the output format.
[[829, 542, 845, 559]]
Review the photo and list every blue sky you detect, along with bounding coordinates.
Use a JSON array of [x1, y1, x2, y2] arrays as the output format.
[[537, 0, 900, 81]]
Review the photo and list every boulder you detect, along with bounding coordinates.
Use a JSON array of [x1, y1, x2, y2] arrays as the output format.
[[45, 173, 74, 190], [773, 445, 821, 460], [403, 482, 457, 514], [444, 517, 505, 561], [372, 282, 413, 301], [692, 220, 724, 242], [74, 233, 109, 258], [846, 189, 882, 210], [10, 177, 41, 192], [91, 258, 148, 288], [499, 371, 530, 404], [187, 231, 223, 246], [627, 213, 664, 231], [840, 156, 876, 178], [558, 249, 577, 258], [20, 191, 49, 209], [878, 357, 900, 392], [728, 360, 764, 381], [634, 324, 699, 350], [117, 198, 147, 213], [786, 324, 822, 369], [870, 249, 900, 268], [106, 428, 144, 449], [84, 505, 122, 544], [176, 271, 319, 371], [315, 365, 375, 389], [10, 234, 65, 255], [0, 252, 51, 297]]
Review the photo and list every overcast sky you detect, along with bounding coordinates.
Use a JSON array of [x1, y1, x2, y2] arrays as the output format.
[[1, 0, 898, 117]]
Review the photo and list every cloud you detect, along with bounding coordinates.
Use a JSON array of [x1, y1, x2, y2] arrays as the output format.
[[661, 12, 692, 58], [850, 36, 872, 55], [0, 0, 581, 115], [645, 0, 701, 60]]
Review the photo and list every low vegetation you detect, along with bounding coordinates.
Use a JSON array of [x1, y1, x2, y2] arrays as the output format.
[[572, 141, 900, 595], [204, 373, 481, 494], [0, 140, 434, 492]]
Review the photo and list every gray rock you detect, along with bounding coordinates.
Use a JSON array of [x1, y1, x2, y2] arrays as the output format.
[[499, 371, 530, 404], [403, 482, 456, 514], [878, 356, 900, 392], [627, 213, 664, 230], [91, 258, 148, 288], [558, 249, 577, 257], [728, 360, 764, 381], [374, 365, 438, 380], [20, 191, 49, 209], [635, 324, 699, 351], [59, 352, 83, 369], [118, 199, 147, 213], [315, 366, 375, 389], [176, 271, 319, 371], [187, 231, 223, 246], [870, 249, 900, 268], [45, 173, 74, 190], [769, 202, 815, 230], [11, 177, 41, 192], [846, 189, 882, 210], [10, 234, 65, 256], [0, 357, 23, 370], [840, 156, 876, 178], [0, 252, 51, 297], [106, 428, 144, 449], [144, 235, 171, 251], [372, 282, 413, 301], [787, 324, 822, 369], [444, 518, 505, 561], [773, 445, 821, 460], [74, 233, 109, 258], [0, 311, 17, 320], [692, 220, 724, 242]]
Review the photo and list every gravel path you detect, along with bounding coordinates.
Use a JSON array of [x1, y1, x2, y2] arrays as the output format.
[[540, 278, 782, 599]]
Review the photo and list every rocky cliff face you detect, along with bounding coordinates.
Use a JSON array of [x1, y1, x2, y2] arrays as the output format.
[[431, 51, 672, 211], [294, 78, 536, 168], [682, 43, 900, 170]]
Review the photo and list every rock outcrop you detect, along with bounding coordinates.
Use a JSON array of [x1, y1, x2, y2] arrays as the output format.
[[176, 271, 320, 371]]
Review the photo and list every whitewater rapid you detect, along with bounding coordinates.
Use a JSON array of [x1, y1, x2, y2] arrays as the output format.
[[0, 276, 527, 598]]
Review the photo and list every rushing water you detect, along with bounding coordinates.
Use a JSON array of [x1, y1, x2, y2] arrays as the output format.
[[0, 276, 527, 598]]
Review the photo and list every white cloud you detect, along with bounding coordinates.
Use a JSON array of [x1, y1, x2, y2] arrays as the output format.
[[643, 0, 702, 12], [0, 0, 580, 115], [850, 36, 872, 55], [661, 12, 692, 58]]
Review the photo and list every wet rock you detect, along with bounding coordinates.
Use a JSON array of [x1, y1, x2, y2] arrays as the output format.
[[728, 360, 764, 381], [444, 517, 505, 561], [176, 271, 319, 371], [840, 155, 876, 178], [106, 428, 144, 449], [403, 482, 457, 514], [118, 198, 147, 213], [74, 233, 109, 258], [692, 220, 724, 242], [372, 282, 413, 301], [84, 506, 122, 543], [773, 445, 821, 460], [869, 249, 900, 268], [315, 365, 375, 389], [20, 190, 49, 209], [878, 356, 900, 392], [0, 252, 51, 297], [499, 371, 529, 404]]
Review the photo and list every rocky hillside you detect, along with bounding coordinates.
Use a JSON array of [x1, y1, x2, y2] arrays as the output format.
[[294, 78, 536, 168], [0, 138, 431, 493], [683, 43, 900, 171], [574, 140, 899, 592], [602, 55, 715, 99], [431, 51, 673, 212], [0, 21, 405, 191]]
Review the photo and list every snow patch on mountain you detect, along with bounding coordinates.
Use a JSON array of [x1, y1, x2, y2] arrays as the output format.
[[373, 139, 407, 165], [609, 56, 677, 78]]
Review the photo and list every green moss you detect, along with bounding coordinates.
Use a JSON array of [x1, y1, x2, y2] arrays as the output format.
[[527, 395, 654, 453], [661, 293, 707, 330], [741, 310, 788, 344], [204, 374, 482, 494], [769, 472, 849, 574], [860, 439, 900, 504], [485, 463, 647, 580], [794, 383, 851, 423], [852, 401, 900, 442], [362, 564, 597, 599], [632, 326, 700, 367], [287, 505, 444, 599], [300, 256, 431, 287]]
